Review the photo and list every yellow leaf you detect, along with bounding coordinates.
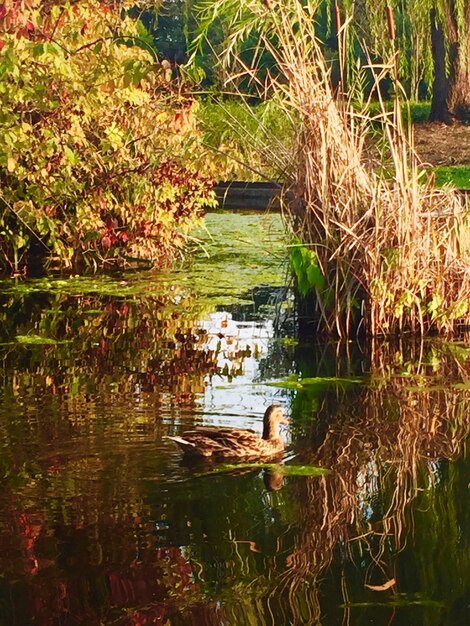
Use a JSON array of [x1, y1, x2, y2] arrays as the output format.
[[7, 157, 16, 172], [365, 578, 396, 591], [234, 540, 261, 553]]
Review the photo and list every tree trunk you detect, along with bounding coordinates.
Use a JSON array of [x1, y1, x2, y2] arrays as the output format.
[[430, 0, 470, 123], [429, 8, 449, 122]]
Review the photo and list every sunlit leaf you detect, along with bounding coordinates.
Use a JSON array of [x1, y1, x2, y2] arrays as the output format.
[[267, 375, 364, 389], [196, 462, 329, 477], [15, 334, 61, 345]]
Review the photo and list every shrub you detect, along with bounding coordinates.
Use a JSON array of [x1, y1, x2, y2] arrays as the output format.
[[0, 0, 215, 274]]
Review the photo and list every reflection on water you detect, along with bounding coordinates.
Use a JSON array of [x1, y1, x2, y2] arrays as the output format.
[[0, 214, 469, 625]]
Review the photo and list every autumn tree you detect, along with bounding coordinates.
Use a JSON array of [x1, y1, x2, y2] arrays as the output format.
[[0, 0, 215, 274]]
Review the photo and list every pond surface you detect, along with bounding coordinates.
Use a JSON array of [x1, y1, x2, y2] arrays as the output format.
[[0, 213, 469, 626]]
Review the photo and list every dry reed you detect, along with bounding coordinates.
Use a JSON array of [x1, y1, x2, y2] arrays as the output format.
[[199, 0, 470, 337]]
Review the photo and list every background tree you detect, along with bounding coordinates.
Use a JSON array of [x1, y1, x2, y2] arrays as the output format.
[[342, 0, 431, 100], [140, 0, 189, 64], [148, 1, 470, 122], [142, 0, 223, 84], [429, 0, 470, 122], [343, 0, 470, 121]]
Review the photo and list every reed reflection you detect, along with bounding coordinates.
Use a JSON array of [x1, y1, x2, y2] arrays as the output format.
[[276, 339, 470, 624]]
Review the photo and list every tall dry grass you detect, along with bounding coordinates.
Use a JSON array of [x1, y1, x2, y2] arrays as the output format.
[[195, 0, 470, 337]]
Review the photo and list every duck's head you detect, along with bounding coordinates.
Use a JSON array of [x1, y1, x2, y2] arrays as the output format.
[[262, 404, 288, 440]]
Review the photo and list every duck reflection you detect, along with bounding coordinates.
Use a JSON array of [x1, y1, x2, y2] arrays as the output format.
[[263, 468, 285, 492]]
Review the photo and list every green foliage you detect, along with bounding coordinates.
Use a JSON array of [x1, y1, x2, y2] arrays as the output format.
[[140, 0, 188, 63], [197, 97, 296, 180], [289, 241, 325, 297], [342, 0, 435, 100], [368, 100, 431, 123], [408, 100, 432, 122], [0, 0, 215, 274]]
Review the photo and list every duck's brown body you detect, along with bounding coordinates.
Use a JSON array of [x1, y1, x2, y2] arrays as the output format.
[[167, 405, 288, 461]]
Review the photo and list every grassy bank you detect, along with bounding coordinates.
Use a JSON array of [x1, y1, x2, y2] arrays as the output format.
[[433, 166, 470, 189]]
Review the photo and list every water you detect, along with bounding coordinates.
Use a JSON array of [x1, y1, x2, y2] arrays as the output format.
[[0, 213, 469, 625]]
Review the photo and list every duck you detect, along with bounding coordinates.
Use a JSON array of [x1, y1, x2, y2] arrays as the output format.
[[167, 405, 288, 461]]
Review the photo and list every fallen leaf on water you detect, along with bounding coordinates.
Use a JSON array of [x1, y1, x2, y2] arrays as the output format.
[[365, 578, 396, 591]]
